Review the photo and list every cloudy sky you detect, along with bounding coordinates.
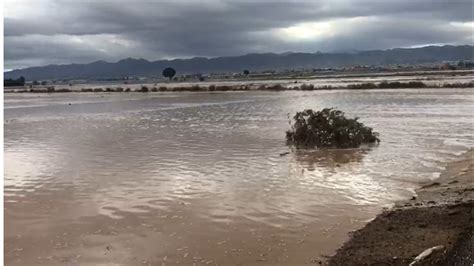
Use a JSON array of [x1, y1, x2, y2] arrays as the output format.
[[4, 0, 473, 70]]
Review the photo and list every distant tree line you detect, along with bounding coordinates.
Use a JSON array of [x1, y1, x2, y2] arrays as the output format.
[[5, 76, 25, 87], [457, 60, 474, 68], [161, 67, 252, 81], [5, 67, 250, 88], [32, 80, 48, 86]]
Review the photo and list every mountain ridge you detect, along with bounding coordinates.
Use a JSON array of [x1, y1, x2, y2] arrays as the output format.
[[5, 45, 473, 80]]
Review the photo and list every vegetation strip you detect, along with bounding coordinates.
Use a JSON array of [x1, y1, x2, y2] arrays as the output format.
[[5, 80, 474, 93]]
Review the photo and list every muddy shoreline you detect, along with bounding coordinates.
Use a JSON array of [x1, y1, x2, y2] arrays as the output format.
[[329, 149, 473, 265]]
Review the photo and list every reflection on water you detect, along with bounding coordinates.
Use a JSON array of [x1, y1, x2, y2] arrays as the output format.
[[291, 148, 369, 171], [4, 88, 474, 265]]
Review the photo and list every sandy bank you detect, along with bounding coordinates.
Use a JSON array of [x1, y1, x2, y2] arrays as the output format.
[[329, 149, 473, 265]]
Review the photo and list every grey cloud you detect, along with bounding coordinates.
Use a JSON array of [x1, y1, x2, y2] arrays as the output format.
[[4, 0, 473, 69], [270, 17, 473, 53]]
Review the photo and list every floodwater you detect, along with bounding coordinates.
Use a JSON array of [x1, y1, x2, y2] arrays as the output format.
[[4, 88, 474, 265]]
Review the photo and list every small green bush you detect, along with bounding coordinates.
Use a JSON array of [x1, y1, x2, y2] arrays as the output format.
[[286, 108, 380, 148]]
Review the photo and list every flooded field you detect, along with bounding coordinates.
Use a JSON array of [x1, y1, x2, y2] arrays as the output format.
[[4, 88, 474, 265]]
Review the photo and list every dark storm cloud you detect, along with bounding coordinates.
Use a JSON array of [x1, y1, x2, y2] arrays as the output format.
[[4, 0, 474, 69]]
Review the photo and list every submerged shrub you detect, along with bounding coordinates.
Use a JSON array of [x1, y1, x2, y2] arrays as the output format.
[[405, 81, 427, 88], [286, 108, 380, 148], [300, 84, 315, 90], [377, 81, 427, 89], [215, 85, 231, 91], [347, 83, 378, 90], [319, 85, 335, 90], [440, 81, 474, 88], [266, 84, 285, 91], [190, 85, 201, 91], [239, 85, 250, 90]]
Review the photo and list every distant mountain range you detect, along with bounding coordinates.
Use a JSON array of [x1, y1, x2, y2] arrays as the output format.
[[5, 45, 473, 80]]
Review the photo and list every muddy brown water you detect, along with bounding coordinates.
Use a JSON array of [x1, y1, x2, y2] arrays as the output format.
[[4, 88, 474, 265]]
